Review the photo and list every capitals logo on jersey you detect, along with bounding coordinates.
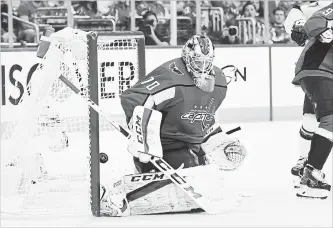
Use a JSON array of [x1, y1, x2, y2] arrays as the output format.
[[169, 62, 184, 76], [180, 98, 216, 131]]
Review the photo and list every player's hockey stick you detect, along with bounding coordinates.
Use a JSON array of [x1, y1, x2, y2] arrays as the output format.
[[59, 75, 243, 215], [226, 126, 241, 135]]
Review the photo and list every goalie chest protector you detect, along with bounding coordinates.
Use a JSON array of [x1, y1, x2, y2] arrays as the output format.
[[120, 58, 227, 149]]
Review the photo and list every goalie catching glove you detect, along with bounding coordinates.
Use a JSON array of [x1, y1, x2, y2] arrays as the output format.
[[201, 123, 247, 171], [127, 106, 163, 163]]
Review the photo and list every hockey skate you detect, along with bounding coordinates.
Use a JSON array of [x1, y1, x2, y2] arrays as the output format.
[[291, 156, 307, 188], [296, 164, 331, 199]]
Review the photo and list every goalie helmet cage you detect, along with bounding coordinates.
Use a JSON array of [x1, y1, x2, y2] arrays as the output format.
[[0, 29, 145, 217]]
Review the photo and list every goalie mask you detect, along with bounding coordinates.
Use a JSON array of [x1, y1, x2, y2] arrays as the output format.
[[182, 35, 215, 92]]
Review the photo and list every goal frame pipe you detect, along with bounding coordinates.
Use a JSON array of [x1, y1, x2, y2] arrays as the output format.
[[89, 31, 146, 217], [88, 32, 100, 217]]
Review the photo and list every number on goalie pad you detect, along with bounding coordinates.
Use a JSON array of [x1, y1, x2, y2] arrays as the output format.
[[127, 106, 163, 163], [201, 130, 247, 171], [101, 164, 237, 215]]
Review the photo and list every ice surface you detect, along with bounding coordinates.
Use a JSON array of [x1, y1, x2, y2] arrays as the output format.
[[2, 120, 332, 227]]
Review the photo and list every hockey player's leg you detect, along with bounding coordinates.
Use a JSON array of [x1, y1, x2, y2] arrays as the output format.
[[297, 114, 333, 199], [297, 78, 333, 199], [291, 96, 318, 188]]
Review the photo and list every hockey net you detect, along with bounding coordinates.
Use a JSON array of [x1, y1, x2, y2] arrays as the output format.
[[1, 27, 145, 217]]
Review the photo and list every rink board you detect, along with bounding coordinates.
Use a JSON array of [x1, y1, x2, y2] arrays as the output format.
[[1, 46, 306, 123]]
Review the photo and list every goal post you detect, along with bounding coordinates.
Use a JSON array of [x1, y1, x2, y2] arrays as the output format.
[[1, 28, 146, 217], [88, 31, 100, 217]]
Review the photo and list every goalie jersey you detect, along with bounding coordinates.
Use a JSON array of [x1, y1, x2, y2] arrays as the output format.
[[293, 3, 333, 85], [120, 57, 227, 153]]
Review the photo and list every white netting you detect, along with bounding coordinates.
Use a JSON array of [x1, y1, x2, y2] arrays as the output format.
[[1, 28, 142, 217]]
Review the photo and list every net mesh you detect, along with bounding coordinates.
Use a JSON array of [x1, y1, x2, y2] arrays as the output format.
[[1, 28, 142, 217]]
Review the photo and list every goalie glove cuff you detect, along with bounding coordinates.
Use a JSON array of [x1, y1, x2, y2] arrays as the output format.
[[127, 106, 163, 163], [203, 123, 223, 143]]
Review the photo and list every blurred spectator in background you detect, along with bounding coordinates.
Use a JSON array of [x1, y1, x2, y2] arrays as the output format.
[[212, 0, 241, 27], [97, 0, 114, 15], [73, 1, 100, 17], [114, 1, 130, 31], [138, 10, 169, 46], [98, 1, 130, 31], [136, 1, 166, 17], [148, 1, 166, 17], [48, 0, 65, 7], [220, 18, 240, 44], [45, 1, 68, 26], [1, 0, 302, 47], [1, 0, 40, 44], [182, 2, 196, 23], [17, 0, 53, 43], [268, 0, 298, 19], [240, 1, 265, 44], [268, 7, 291, 44], [252, 0, 264, 18], [177, 1, 186, 16], [16, 0, 46, 21]]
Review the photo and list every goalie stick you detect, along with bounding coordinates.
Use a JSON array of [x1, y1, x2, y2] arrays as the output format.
[[58, 74, 244, 215]]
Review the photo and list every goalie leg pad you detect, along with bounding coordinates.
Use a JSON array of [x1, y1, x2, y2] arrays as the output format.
[[124, 164, 228, 215]]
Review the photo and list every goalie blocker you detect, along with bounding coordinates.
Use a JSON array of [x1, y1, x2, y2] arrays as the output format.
[[101, 106, 247, 216]]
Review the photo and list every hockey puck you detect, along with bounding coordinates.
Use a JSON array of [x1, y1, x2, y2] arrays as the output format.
[[100, 153, 108, 163]]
